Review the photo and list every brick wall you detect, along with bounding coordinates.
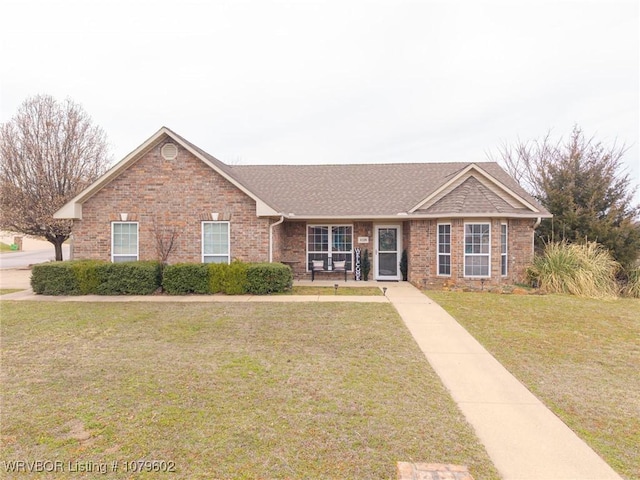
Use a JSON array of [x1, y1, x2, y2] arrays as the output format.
[[72, 141, 270, 263], [407, 218, 536, 288], [278, 221, 374, 280]]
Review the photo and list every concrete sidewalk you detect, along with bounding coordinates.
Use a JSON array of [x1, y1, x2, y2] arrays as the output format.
[[0, 276, 624, 479], [386, 282, 622, 480]]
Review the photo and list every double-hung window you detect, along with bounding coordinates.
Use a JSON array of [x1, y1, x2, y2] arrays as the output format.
[[307, 225, 353, 270], [112, 222, 138, 262], [464, 223, 490, 277], [202, 221, 230, 264], [437, 223, 451, 276], [501, 223, 508, 276]]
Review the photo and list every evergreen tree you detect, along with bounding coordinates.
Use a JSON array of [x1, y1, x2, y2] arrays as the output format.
[[496, 126, 640, 269]]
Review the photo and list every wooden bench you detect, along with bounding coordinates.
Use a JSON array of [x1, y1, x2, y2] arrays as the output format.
[[311, 260, 348, 282]]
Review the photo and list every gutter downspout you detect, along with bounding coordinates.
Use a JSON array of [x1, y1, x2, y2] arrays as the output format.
[[269, 215, 285, 263]]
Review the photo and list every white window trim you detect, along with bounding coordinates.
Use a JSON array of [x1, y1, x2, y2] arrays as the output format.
[[111, 221, 139, 262], [501, 223, 508, 277], [463, 222, 491, 278], [437, 223, 451, 277], [202, 221, 231, 264], [306, 224, 354, 271]]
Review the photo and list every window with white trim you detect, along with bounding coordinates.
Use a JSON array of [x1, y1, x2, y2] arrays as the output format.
[[202, 221, 230, 264], [464, 223, 490, 277], [307, 225, 353, 270], [437, 223, 451, 276], [501, 223, 508, 276], [112, 222, 138, 262]]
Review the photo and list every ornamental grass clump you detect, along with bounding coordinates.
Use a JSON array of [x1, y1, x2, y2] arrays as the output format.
[[622, 267, 640, 298], [527, 241, 620, 298]]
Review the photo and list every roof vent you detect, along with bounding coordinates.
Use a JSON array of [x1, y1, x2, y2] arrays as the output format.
[[161, 143, 178, 160]]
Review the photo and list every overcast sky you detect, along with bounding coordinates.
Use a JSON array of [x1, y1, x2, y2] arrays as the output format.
[[2, 0, 639, 202]]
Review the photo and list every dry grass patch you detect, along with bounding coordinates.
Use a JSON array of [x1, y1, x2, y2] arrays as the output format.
[[1, 301, 498, 479], [427, 291, 640, 480]]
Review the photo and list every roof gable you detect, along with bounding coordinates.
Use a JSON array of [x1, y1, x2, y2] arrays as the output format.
[[422, 176, 526, 214], [409, 163, 543, 215], [55, 127, 278, 219]]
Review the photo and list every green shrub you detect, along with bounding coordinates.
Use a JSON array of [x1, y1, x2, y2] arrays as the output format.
[[223, 261, 249, 295], [622, 267, 640, 298], [208, 263, 227, 294], [95, 261, 162, 295], [71, 260, 106, 294], [162, 263, 210, 294], [527, 241, 620, 298], [31, 262, 80, 295], [208, 261, 249, 294], [246, 262, 292, 295]]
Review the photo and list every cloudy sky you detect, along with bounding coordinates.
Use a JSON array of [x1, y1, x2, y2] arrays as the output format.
[[2, 0, 639, 202]]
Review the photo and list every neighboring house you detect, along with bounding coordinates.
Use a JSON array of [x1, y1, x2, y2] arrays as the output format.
[[55, 127, 551, 287]]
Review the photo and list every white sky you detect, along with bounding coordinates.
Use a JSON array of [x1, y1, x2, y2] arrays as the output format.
[[1, 0, 639, 203]]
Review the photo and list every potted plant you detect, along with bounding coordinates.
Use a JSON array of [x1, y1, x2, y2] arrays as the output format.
[[400, 248, 408, 281], [362, 249, 371, 281]]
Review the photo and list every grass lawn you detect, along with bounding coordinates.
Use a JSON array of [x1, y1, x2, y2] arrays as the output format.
[[1, 301, 499, 479], [0, 289, 22, 295], [287, 286, 383, 296], [427, 291, 640, 480], [0, 242, 15, 253]]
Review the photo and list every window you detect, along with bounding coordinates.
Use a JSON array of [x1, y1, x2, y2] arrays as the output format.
[[202, 221, 230, 263], [464, 223, 490, 277], [112, 222, 138, 262], [437, 223, 451, 276], [307, 225, 353, 270], [501, 223, 508, 276]]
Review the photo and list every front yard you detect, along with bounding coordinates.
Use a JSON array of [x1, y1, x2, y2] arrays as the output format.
[[1, 301, 499, 479], [427, 291, 640, 480]]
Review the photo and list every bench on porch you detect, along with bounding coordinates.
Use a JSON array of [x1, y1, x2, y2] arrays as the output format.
[[311, 260, 348, 282]]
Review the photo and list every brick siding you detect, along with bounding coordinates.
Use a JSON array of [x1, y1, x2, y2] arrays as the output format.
[[407, 218, 536, 288], [70, 139, 537, 285], [71, 141, 270, 263]]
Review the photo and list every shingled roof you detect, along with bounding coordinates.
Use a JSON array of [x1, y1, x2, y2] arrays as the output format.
[[55, 127, 551, 220], [229, 161, 549, 218]]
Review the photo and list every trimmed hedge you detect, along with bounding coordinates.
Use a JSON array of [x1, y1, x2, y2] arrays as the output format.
[[31, 260, 291, 295], [32, 262, 82, 295], [95, 261, 162, 295], [31, 260, 162, 296], [208, 261, 249, 294], [246, 263, 292, 295], [163, 263, 210, 295]]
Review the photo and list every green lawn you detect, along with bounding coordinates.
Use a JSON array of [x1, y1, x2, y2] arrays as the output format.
[[1, 301, 499, 479], [427, 291, 640, 480], [0, 242, 15, 253], [287, 286, 383, 296], [0, 289, 22, 295]]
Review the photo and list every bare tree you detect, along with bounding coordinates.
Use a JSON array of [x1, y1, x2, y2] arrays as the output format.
[[153, 217, 180, 264], [0, 95, 111, 260]]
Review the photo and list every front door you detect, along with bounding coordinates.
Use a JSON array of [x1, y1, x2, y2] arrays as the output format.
[[375, 225, 402, 280]]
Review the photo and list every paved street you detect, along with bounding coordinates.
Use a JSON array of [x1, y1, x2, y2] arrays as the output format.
[[0, 231, 70, 269]]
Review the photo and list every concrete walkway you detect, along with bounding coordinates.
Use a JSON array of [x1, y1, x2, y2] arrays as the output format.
[[0, 276, 623, 479], [386, 282, 622, 480]]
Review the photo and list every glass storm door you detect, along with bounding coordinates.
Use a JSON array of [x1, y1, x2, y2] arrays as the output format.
[[375, 226, 401, 280]]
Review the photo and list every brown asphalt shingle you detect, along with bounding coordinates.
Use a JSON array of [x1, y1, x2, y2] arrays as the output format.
[[228, 162, 548, 217]]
